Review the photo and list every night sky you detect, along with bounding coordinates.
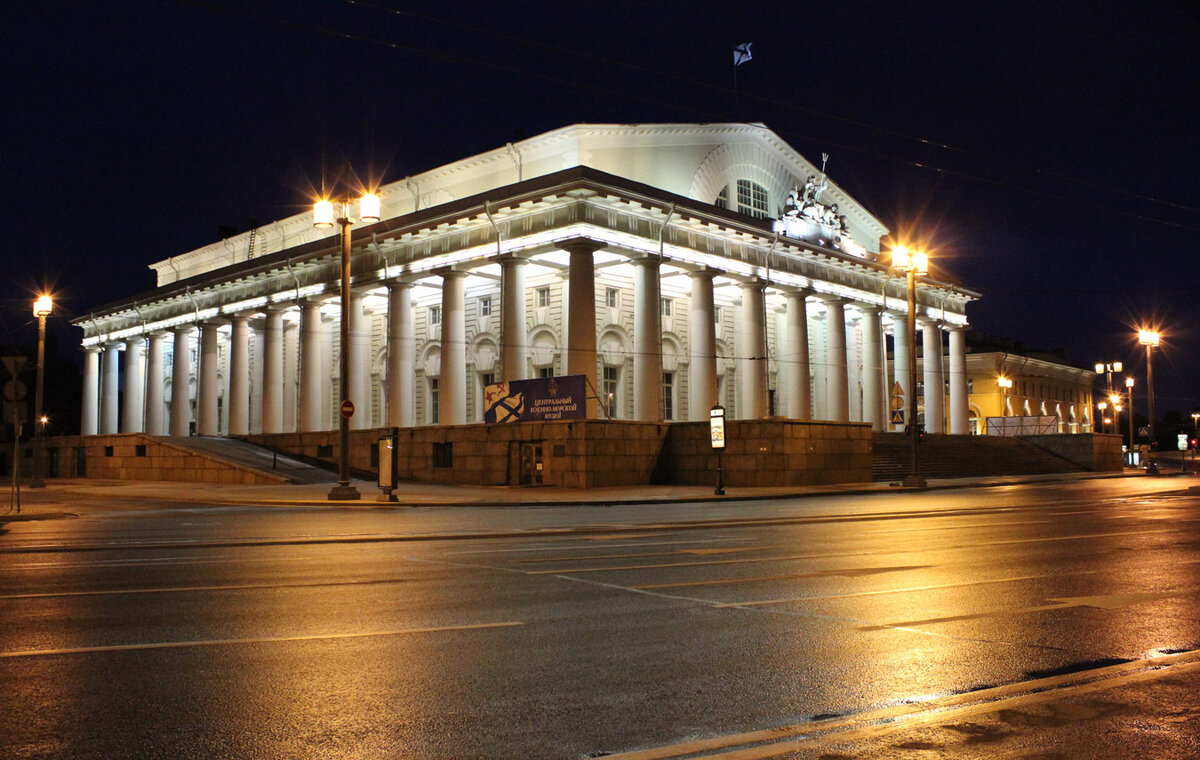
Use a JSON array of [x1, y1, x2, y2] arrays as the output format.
[[4, 1, 1197, 423]]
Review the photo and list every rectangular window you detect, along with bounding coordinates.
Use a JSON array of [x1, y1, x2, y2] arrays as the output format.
[[479, 297, 491, 317], [536, 287, 550, 308], [429, 305, 441, 325], [482, 373, 495, 388], [430, 378, 440, 424], [606, 288, 618, 308], [663, 372, 674, 421], [432, 442, 453, 468], [539, 367, 554, 379], [661, 297, 673, 317], [135, 444, 147, 457], [603, 366, 619, 418], [714, 306, 721, 324]]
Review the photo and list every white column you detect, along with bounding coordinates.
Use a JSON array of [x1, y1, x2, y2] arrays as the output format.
[[948, 325, 969, 434], [81, 347, 100, 435], [144, 333, 165, 435], [196, 323, 220, 436], [564, 239, 602, 418], [439, 270, 467, 425], [859, 306, 885, 431], [228, 316, 250, 435], [299, 301, 323, 431], [120, 339, 144, 433], [387, 282, 414, 427], [100, 343, 119, 435], [845, 315, 862, 423], [261, 308, 285, 434], [249, 322, 263, 433], [891, 313, 911, 432], [824, 299, 849, 422], [738, 279, 767, 419], [170, 326, 192, 437], [500, 256, 528, 382], [633, 257, 663, 421], [348, 292, 371, 430], [688, 270, 718, 420], [921, 319, 945, 434], [784, 291, 811, 420]]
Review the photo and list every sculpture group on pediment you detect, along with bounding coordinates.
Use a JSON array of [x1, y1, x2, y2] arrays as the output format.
[[774, 174, 857, 255]]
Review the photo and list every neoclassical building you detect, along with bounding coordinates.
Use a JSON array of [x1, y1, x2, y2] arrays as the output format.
[[74, 123, 977, 440]]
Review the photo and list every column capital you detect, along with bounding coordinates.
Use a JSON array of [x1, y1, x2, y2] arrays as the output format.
[[432, 266, 468, 280], [630, 255, 662, 269], [854, 303, 883, 317], [784, 287, 814, 300], [558, 236, 606, 255]]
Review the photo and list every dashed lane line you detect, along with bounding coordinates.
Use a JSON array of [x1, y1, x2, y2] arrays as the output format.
[[0, 576, 425, 600], [711, 571, 1100, 608], [522, 528, 1178, 575], [633, 565, 931, 590], [0, 621, 525, 659]]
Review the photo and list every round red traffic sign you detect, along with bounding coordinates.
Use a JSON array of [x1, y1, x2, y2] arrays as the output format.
[[340, 399, 355, 418]]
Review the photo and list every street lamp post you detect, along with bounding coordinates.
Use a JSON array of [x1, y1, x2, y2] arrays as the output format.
[[314, 176, 380, 501], [1138, 329, 1160, 474], [1125, 376, 1135, 462], [1094, 361, 1122, 434], [1191, 412, 1199, 471], [30, 295, 52, 489], [892, 246, 928, 488]]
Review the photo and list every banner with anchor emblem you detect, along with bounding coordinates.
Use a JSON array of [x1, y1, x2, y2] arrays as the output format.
[[484, 375, 586, 423]]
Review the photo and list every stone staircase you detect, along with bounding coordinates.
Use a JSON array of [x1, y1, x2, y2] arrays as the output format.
[[166, 437, 337, 484], [872, 432, 1088, 482]]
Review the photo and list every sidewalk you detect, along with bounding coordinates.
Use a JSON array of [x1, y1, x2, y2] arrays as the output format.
[[2, 469, 1162, 520]]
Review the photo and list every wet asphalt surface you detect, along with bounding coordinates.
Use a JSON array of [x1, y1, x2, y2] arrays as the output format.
[[2, 477, 1198, 759]]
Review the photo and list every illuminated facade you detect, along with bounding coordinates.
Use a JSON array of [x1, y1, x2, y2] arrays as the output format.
[[73, 124, 977, 437]]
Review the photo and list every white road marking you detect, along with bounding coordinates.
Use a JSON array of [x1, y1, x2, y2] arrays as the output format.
[[0, 621, 524, 659]]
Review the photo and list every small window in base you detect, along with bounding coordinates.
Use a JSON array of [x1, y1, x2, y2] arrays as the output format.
[[135, 444, 147, 457], [104, 446, 114, 457], [433, 442, 453, 468], [317, 444, 333, 458]]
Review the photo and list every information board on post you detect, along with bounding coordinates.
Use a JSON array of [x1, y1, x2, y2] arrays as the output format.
[[710, 405, 726, 449], [483, 375, 586, 424]]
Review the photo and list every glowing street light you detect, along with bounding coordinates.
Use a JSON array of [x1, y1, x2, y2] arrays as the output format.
[[892, 245, 929, 488], [314, 175, 381, 501], [997, 375, 1013, 418], [1138, 329, 1160, 473], [30, 294, 53, 488]]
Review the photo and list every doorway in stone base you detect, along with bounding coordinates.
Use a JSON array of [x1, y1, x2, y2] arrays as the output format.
[[518, 441, 544, 485]]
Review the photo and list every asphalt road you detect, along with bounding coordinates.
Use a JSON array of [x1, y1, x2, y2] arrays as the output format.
[[2, 478, 1199, 759]]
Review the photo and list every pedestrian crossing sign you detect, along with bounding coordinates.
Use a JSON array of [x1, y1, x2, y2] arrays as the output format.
[[891, 409, 905, 424]]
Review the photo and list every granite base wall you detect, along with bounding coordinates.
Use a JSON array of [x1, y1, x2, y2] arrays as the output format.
[[20, 434, 290, 484], [247, 418, 874, 488], [1020, 433, 1124, 472]]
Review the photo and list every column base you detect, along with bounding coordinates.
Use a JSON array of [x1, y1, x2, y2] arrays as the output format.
[[901, 473, 928, 489], [327, 483, 361, 501]]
